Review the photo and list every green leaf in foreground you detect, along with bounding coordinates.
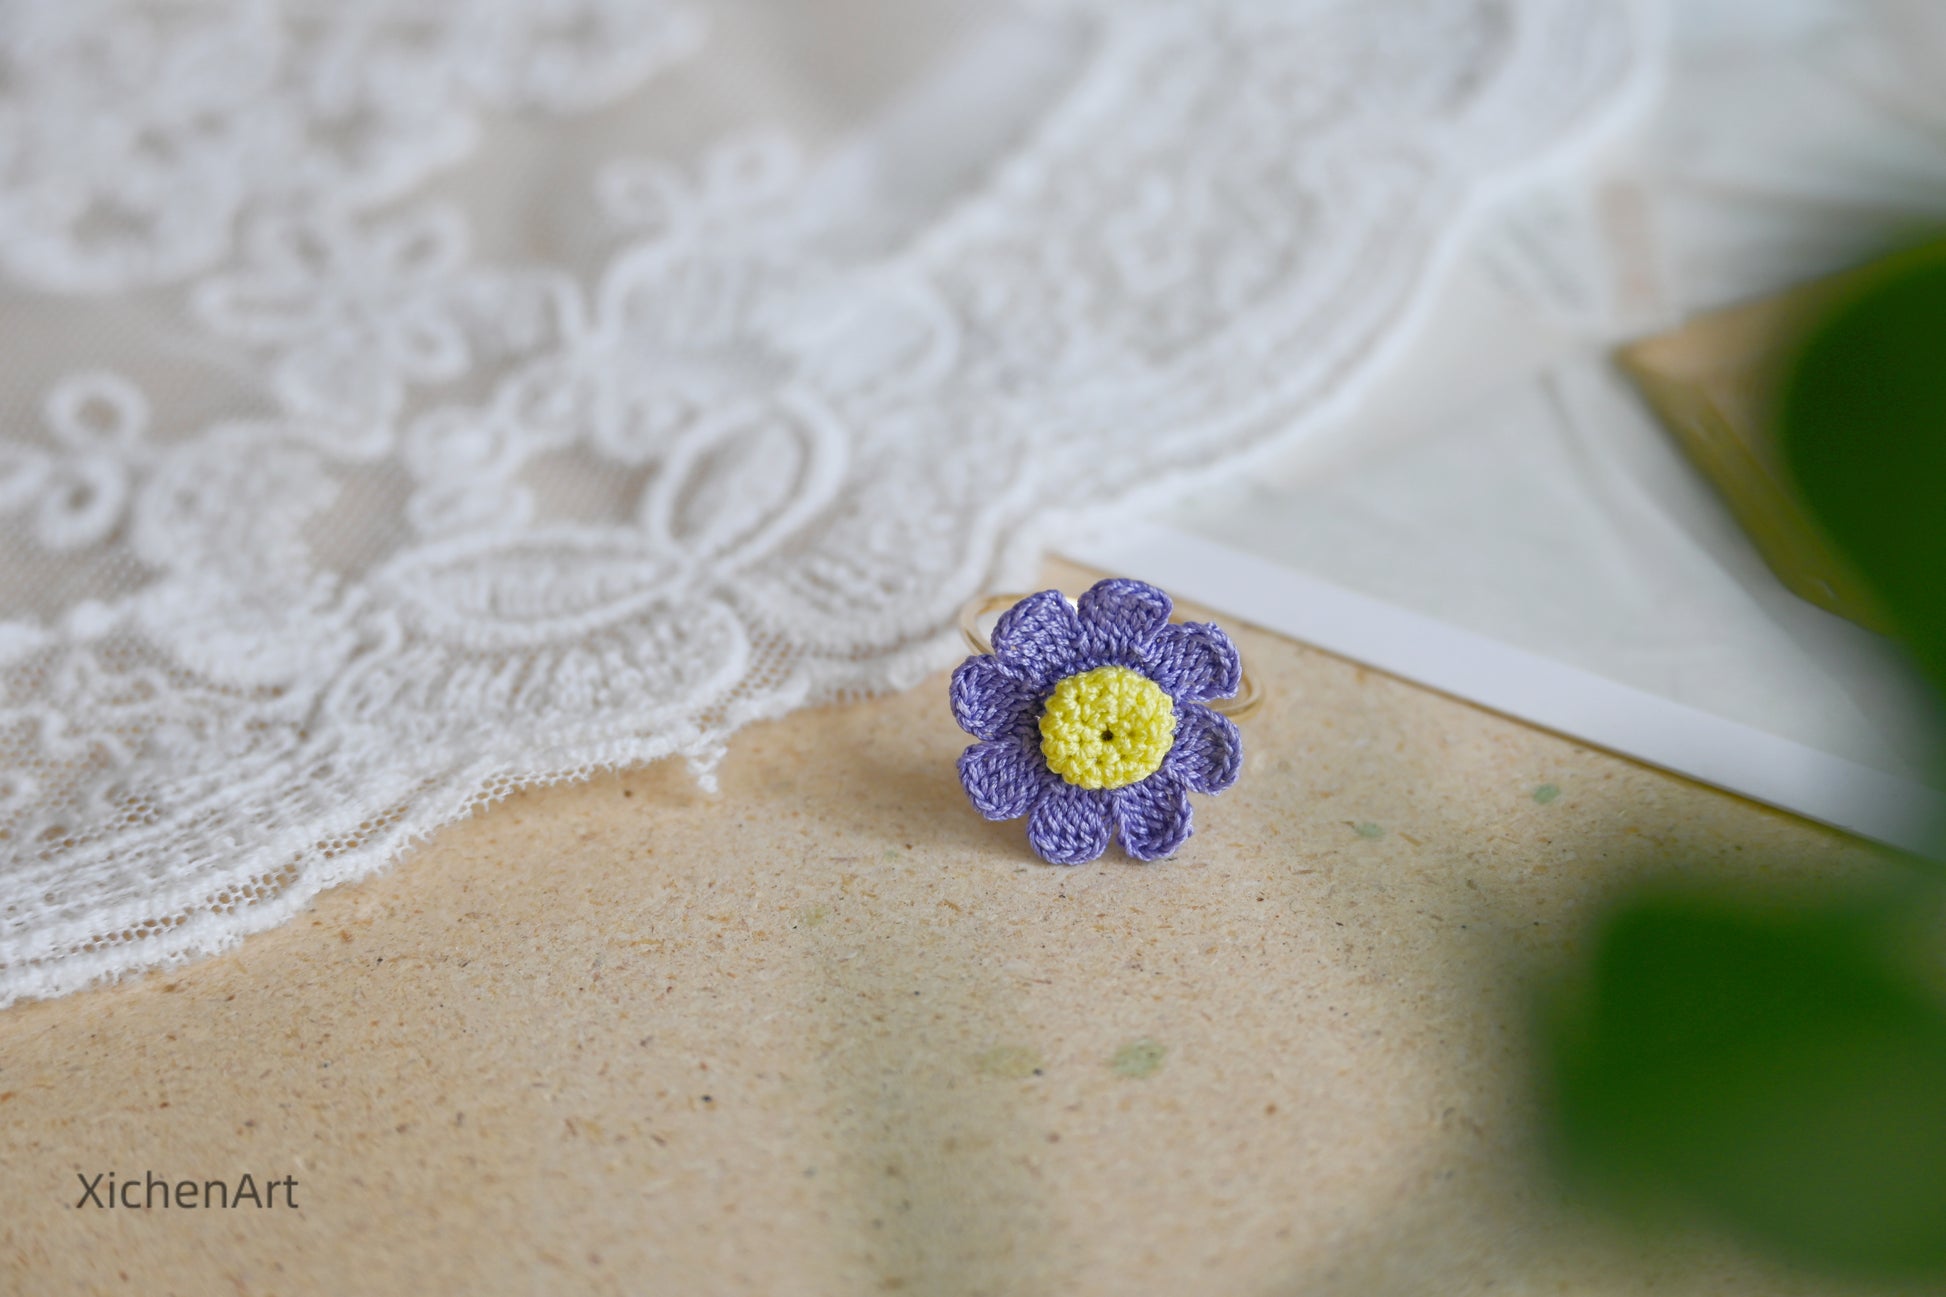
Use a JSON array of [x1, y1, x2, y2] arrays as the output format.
[[1778, 241, 1946, 693], [1546, 893, 1946, 1279]]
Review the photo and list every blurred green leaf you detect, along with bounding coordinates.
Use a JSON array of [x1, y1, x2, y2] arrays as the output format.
[[1548, 892, 1946, 1278], [1779, 241, 1946, 693], [1544, 239, 1946, 1282]]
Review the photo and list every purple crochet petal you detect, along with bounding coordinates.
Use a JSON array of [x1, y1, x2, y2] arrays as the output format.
[[1027, 780, 1113, 865], [1145, 621, 1241, 704], [1168, 702, 1242, 794], [959, 738, 1050, 822], [989, 589, 1082, 686], [950, 655, 1040, 742], [1076, 578, 1172, 663], [1112, 771, 1192, 861]]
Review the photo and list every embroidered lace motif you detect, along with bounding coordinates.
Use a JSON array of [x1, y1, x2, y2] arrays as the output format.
[[0, 0, 1647, 1005]]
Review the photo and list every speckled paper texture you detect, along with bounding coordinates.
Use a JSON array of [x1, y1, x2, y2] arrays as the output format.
[[0, 563, 1917, 1296]]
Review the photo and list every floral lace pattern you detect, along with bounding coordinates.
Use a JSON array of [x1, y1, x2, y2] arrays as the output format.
[[0, 0, 1647, 1005], [0, 0, 706, 291]]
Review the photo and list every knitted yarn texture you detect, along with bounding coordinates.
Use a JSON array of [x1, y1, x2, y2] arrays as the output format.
[[952, 580, 1244, 865], [1039, 666, 1177, 791]]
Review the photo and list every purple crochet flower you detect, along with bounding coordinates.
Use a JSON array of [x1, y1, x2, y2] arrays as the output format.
[[951, 578, 1243, 865]]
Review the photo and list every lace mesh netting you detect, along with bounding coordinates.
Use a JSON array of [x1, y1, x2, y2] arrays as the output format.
[[0, 0, 1648, 1006]]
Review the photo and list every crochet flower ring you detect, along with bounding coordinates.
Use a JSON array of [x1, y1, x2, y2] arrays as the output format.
[[950, 579, 1245, 865]]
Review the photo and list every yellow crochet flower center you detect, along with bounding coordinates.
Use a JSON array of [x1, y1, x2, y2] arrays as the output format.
[[1039, 665, 1176, 791]]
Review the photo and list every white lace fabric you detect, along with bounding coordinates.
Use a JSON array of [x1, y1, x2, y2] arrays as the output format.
[[0, 0, 1648, 1007]]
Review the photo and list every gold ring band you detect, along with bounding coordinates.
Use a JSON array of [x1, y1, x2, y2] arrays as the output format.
[[958, 592, 1261, 722]]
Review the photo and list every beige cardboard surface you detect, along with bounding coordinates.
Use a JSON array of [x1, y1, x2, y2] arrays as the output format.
[[0, 561, 1925, 1296]]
